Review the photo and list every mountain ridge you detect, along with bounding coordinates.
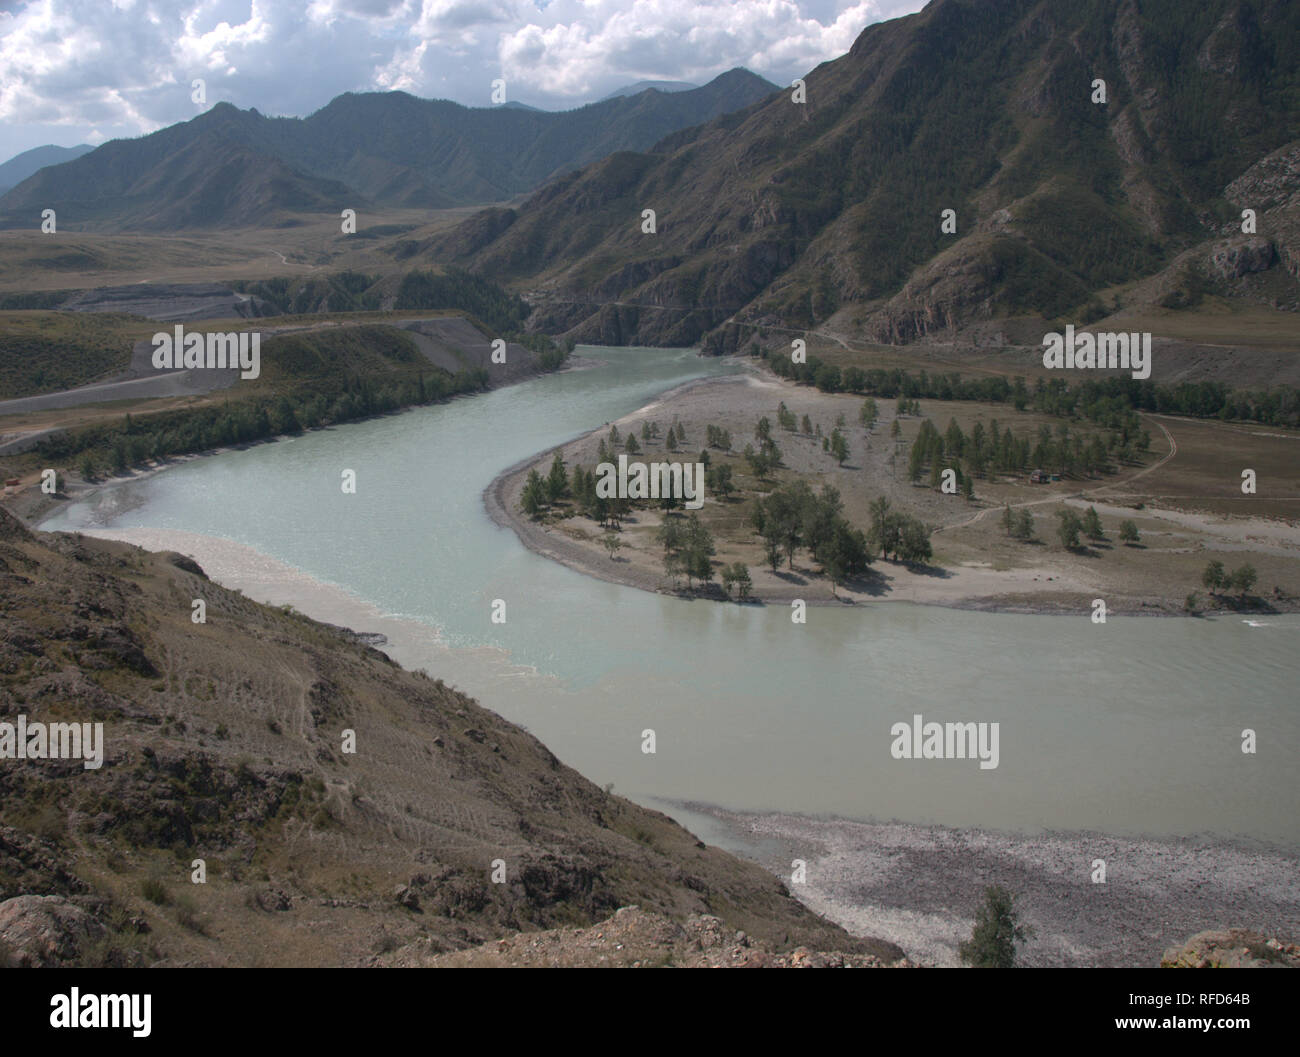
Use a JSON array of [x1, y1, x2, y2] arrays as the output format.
[[421, 0, 1300, 348], [0, 144, 94, 194], [0, 70, 778, 231]]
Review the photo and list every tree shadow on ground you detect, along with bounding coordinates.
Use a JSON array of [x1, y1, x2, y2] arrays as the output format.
[[1206, 594, 1282, 614], [668, 582, 731, 602], [894, 560, 954, 579], [845, 570, 892, 597]]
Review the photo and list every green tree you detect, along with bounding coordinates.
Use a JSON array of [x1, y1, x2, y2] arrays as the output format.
[[765, 483, 809, 570], [657, 516, 685, 584], [601, 532, 622, 560], [1229, 563, 1257, 596], [1201, 560, 1226, 592], [801, 484, 843, 560], [896, 516, 932, 564], [820, 521, 870, 595], [1015, 509, 1035, 541], [868, 497, 896, 558], [521, 469, 546, 518], [1056, 509, 1082, 550], [665, 429, 677, 452], [860, 399, 878, 430], [830, 428, 849, 465], [730, 563, 752, 600], [762, 529, 783, 573], [625, 433, 640, 455], [958, 885, 1034, 968], [801, 413, 813, 434], [706, 462, 734, 499], [1082, 506, 1105, 541], [683, 512, 715, 589], [743, 443, 771, 479], [546, 452, 569, 503], [907, 438, 926, 482], [1119, 519, 1140, 544], [1000, 505, 1015, 536]]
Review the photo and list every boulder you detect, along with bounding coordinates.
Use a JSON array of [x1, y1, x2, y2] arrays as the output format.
[[1161, 928, 1300, 968], [1207, 237, 1276, 280], [0, 894, 106, 967]]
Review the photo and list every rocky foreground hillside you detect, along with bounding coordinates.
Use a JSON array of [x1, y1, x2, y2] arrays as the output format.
[[1, 505, 1292, 969], [0, 507, 900, 967], [390, 905, 918, 968], [390, 911, 1297, 968], [1160, 930, 1300, 969]]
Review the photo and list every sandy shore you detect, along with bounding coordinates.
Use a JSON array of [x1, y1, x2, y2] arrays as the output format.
[[482, 374, 1085, 611], [483, 371, 1300, 614], [688, 806, 1300, 967]]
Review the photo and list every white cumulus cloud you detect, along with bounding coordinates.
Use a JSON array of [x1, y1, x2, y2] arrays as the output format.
[[0, 0, 927, 159]]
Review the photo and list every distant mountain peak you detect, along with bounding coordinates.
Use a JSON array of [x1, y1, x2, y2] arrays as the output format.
[[599, 69, 777, 102], [0, 69, 778, 229], [600, 79, 699, 101], [0, 143, 94, 194]]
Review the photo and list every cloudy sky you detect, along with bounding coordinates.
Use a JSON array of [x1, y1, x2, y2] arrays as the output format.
[[0, 0, 927, 159]]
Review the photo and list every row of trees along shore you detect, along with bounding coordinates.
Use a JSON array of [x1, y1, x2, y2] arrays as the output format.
[[756, 351, 1300, 428]]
